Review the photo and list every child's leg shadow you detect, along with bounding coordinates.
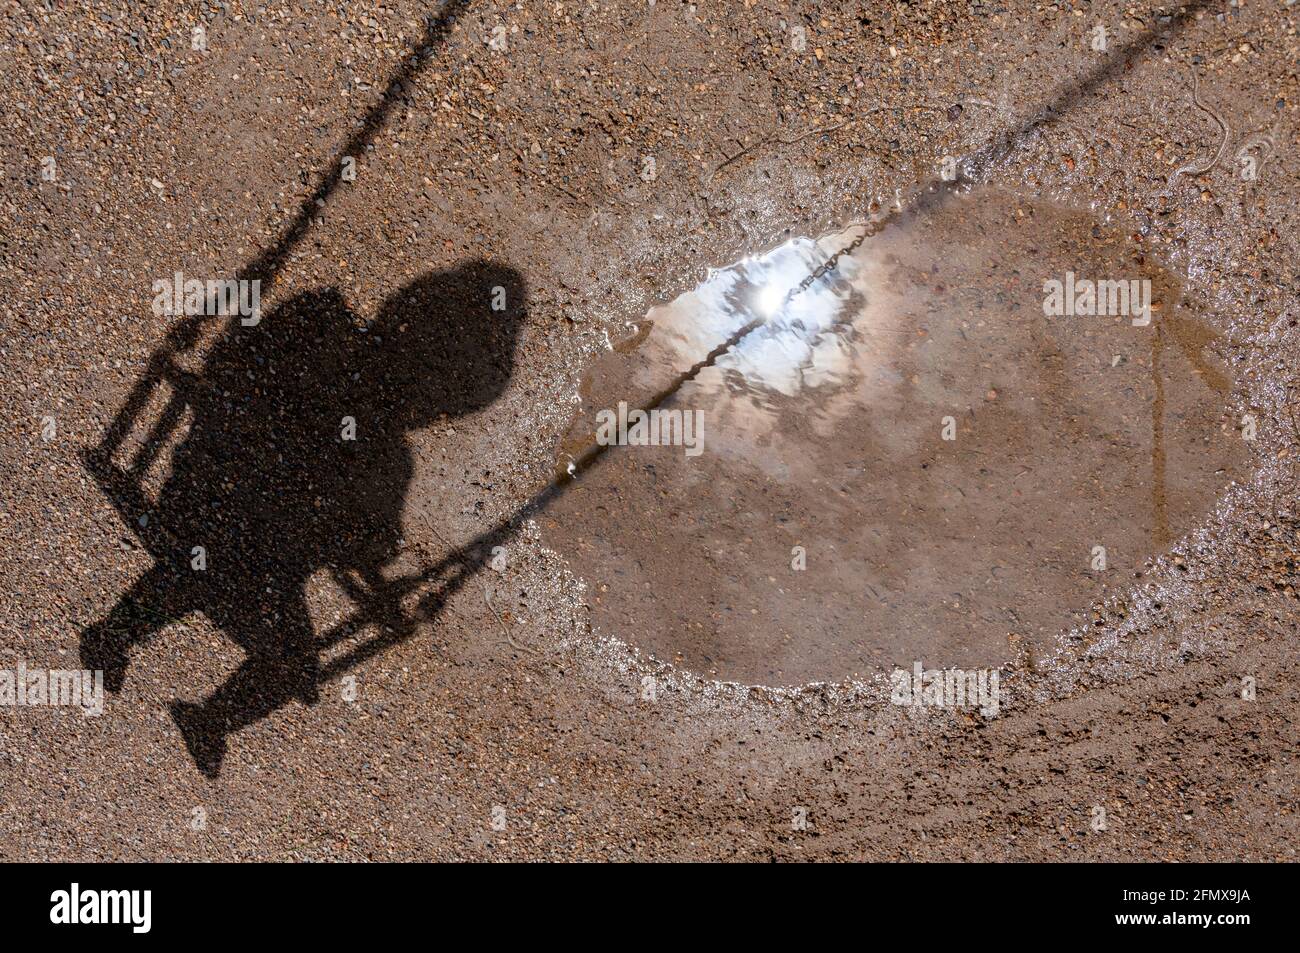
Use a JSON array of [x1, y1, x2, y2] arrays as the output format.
[[80, 564, 196, 693], [169, 591, 319, 779]]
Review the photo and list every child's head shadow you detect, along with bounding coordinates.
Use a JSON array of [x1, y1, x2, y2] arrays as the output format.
[[358, 261, 526, 429]]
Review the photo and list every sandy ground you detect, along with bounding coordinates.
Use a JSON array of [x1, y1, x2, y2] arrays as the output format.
[[1, 0, 1297, 860]]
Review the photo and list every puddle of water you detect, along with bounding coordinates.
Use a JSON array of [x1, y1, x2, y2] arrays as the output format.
[[544, 187, 1244, 686]]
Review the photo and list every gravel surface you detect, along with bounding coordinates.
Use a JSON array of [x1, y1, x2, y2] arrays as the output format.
[[1, 0, 1297, 860]]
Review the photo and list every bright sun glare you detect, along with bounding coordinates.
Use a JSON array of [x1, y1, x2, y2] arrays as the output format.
[[756, 283, 785, 317]]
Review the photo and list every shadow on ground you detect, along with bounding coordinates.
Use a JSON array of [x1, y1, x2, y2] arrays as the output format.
[[75, 0, 1213, 776], [82, 264, 523, 776]]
